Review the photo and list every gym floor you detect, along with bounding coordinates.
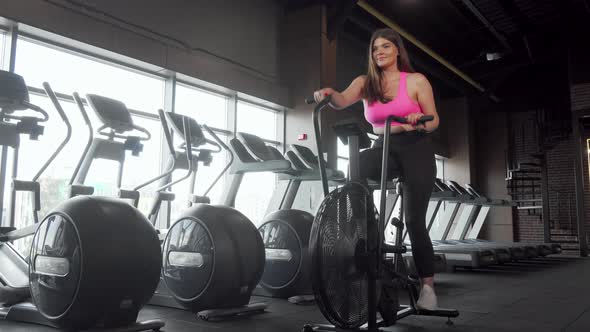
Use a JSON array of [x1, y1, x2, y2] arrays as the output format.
[[1, 255, 588, 332]]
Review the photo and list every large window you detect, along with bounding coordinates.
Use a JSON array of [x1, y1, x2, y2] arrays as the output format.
[[175, 84, 227, 130], [15, 38, 164, 113], [11, 37, 165, 236], [237, 101, 278, 142], [235, 101, 280, 224], [0, 23, 288, 248]]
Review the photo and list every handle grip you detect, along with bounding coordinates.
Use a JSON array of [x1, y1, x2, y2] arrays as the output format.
[[387, 114, 434, 124]]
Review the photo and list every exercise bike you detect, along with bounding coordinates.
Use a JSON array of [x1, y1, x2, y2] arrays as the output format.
[[302, 96, 459, 331]]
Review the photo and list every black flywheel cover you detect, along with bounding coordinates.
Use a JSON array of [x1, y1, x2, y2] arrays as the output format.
[[309, 182, 377, 329]]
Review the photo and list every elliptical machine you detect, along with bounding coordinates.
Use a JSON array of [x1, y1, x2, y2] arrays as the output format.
[[302, 97, 459, 331], [135, 110, 267, 320], [0, 70, 163, 331], [72, 93, 152, 203]]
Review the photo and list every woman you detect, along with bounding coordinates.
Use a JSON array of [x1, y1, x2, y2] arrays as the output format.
[[313, 28, 440, 311]]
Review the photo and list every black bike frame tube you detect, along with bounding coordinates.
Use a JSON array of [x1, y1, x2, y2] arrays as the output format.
[[312, 97, 332, 197], [379, 116, 396, 253], [369, 116, 396, 330], [395, 182, 404, 270]]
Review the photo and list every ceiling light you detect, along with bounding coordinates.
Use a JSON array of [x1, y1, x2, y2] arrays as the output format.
[[486, 52, 503, 61]]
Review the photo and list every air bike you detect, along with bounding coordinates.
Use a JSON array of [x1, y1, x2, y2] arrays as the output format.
[[302, 96, 459, 331]]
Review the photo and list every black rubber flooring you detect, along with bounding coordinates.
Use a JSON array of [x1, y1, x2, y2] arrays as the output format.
[[1, 255, 589, 331]]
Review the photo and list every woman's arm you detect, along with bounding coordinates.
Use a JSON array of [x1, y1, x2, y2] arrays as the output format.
[[410, 73, 440, 132], [313, 75, 366, 110]]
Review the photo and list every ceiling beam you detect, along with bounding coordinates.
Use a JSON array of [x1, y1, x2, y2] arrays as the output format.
[[497, 0, 534, 62], [459, 0, 512, 53]]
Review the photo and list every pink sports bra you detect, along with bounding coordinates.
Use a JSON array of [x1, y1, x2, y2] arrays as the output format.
[[363, 72, 422, 128]]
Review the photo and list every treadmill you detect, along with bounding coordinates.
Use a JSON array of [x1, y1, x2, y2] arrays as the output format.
[[461, 184, 560, 256], [420, 180, 500, 269], [400, 179, 459, 274], [437, 181, 529, 261], [278, 143, 346, 214]]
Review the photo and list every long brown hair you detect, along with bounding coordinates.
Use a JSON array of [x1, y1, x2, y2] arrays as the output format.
[[362, 28, 414, 104]]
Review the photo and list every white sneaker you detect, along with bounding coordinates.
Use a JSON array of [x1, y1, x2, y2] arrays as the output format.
[[416, 284, 438, 311]]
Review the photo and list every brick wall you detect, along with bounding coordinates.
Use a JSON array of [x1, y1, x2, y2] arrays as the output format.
[[509, 111, 544, 243], [546, 138, 576, 231], [509, 83, 590, 248]]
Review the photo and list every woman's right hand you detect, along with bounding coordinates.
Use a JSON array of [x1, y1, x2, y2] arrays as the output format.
[[313, 88, 335, 103]]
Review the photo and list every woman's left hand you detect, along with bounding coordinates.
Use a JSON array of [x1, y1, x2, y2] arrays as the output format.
[[406, 113, 427, 130]]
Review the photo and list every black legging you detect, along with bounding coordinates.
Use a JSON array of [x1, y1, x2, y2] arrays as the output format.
[[358, 131, 436, 278]]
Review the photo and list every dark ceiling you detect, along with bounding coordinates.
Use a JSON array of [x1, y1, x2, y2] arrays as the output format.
[[285, 0, 590, 110]]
